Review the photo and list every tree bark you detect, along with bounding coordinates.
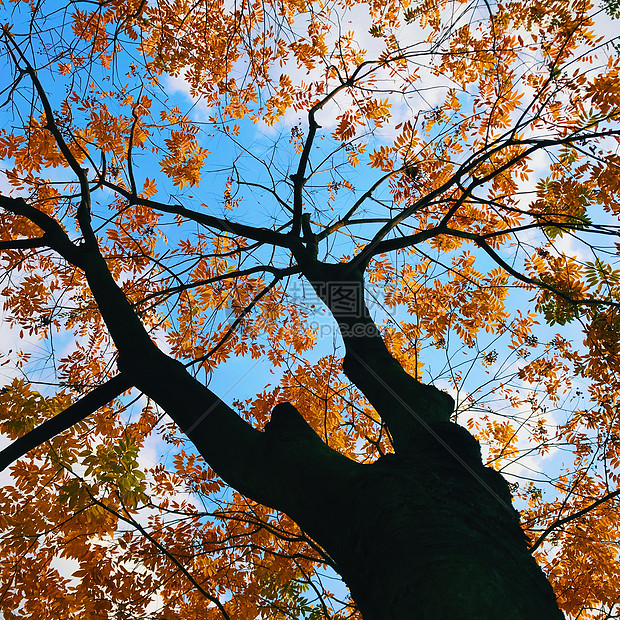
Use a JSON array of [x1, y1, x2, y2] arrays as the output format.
[[257, 403, 565, 619], [310, 427, 564, 620]]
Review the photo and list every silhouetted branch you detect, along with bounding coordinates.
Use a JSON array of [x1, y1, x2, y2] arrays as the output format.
[[447, 228, 620, 310], [100, 180, 295, 248], [138, 265, 300, 305], [0, 237, 48, 250], [530, 489, 620, 553], [0, 196, 85, 266], [0, 374, 133, 472], [4, 30, 96, 247]]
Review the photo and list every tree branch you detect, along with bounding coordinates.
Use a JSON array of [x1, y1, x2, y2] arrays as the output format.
[[0, 374, 133, 472], [0, 196, 85, 266], [137, 265, 300, 306], [445, 227, 620, 310], [295, 259, 454, 450], [0, 236, 49, 250], [189, 272, 292, 366], [529, 489, 620, 553], [352, 129, 620, 269], [101, 180, 294, 248], [316, 167, 404, 243], [291, 80, 352, 237], [4, 31, 96, 247]]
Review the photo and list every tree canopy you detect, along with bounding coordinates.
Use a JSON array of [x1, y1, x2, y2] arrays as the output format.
[[1, 0, 620, 617]]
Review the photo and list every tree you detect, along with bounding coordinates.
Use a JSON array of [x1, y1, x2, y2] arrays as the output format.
[[0, 0, 619, 617]]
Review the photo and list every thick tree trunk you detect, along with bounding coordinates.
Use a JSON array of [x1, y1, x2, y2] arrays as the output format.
[[262, 407, 564, 620], [256, 259, 564, 618], [323, 444, 561, 619]]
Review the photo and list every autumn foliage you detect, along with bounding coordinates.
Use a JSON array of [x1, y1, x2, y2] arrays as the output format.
[[0, 0, 620, 617]]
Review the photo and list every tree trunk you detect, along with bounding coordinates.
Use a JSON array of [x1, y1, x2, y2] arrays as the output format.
[[123, 353, 564, 618], [262, 407, 564, 620], [326, 445, 562, 619]]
